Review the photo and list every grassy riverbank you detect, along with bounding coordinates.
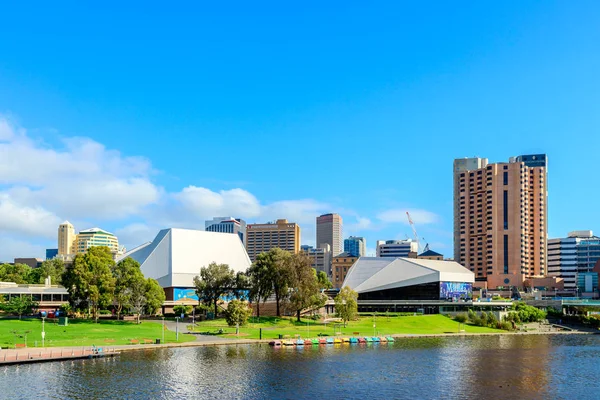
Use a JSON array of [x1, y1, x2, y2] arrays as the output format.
[[0, 319, 196, 348], [189, 314, 501, 339]]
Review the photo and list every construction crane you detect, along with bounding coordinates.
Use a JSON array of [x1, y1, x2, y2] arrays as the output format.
[[406, 211, 426, 254]]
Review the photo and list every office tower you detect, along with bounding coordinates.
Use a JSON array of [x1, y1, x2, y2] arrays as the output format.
[[205, 217, 247, 245], [344, 236, 366, 257], [332, 252, 359, 289], [58, 221, 76, 255], [46, 249, 58, 260], [301, 244, 332, 276], [548, 231, 600, 292], [245, 219, 301, 262], [316, 213, 343, 257], [376, 240, 418, 257], [453, 154, 548, 289], [75, 228, 121, 254]]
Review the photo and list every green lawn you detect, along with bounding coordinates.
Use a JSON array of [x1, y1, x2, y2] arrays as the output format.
[[0, 318, 196, 348], [189, 314, 502, 339]]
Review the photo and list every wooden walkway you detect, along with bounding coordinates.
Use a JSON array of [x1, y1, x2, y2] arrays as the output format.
[[0, 347, 119, 366]]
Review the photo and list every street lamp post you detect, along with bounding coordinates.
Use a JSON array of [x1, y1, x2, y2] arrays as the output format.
[[42, 316, 46, 348], [162, 317, 165, 344], [175, 317, 179, 341]]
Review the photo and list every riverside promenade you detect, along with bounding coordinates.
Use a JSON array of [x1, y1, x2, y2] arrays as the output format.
[[1, 325, 592, 367]]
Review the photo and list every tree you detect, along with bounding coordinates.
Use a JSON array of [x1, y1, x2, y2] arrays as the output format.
[[288, 253, 325, 322], [174, 304, 193, 317], [335, 287, 358, 327], [232, 271, 250, 300], [62, 246, 116, 322], [1, 296, 38, 319], [0, 263, 32, 284], [193, 262, 235, 317], [316, 270, 333, 290], [224, 299, 251, 334], [268, 248, 294, 317], [144, 278, 165, 316], [112, 257, 145, 319], [247, 253, 275, 318], [27, 259, 65, 285]]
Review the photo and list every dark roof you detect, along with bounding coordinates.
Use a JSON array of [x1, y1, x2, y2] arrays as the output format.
[[418, 249, 443, 257], [333, 252, 357, 259]]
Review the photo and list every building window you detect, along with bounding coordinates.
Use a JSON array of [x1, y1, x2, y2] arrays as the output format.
[[503, 171, 508, 185], [503, 190, 508, 229], [504, 235, 509, 274]]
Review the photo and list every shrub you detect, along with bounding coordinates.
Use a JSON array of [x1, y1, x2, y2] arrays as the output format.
[[224, 300, 251, 329], [487, 312, 497, 326], [99, 310, 112, 315], [479, 312, 489, 327], [454, 313, 468, 324], [467, 309, 477, 322], [498, 321, 513, 331]]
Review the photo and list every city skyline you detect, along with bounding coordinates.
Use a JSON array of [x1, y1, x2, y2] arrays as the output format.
[[2, 3, 600, 260]]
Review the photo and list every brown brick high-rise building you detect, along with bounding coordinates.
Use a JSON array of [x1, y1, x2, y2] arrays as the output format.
[[453, 154, 548, 289], [245, 219, 301, 262]]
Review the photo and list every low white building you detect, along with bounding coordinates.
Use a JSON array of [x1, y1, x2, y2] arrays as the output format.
[[343, 257, 474, 301], [119, 228, 251, 305]]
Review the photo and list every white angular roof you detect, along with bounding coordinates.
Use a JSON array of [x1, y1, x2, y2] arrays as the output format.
[[118, 228, 251, 288], [342, 257, 474, 293]]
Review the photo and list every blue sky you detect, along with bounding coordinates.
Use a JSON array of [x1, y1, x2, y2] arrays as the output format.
[[1, 2, 600, 261]]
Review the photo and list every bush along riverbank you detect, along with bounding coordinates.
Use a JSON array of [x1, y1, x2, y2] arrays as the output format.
[[453, 302, 547, 331]]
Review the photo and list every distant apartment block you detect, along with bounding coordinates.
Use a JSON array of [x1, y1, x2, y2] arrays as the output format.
[[76, 228, 121, 254], [316, 213, 343, 257], [453, 154, 548, 289], [344, 236, 366, 257], [301, 244, 332, 276], [548, 231, 600, 292], [205, 217, 247, 245], [332, 252, 358, 289], [376, 240, 418, 258], [56, 222, 124, 261], [246, 219, 301, 262]]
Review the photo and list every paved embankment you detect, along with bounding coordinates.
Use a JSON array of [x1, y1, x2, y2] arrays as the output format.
[[0, 347, 120, 366]]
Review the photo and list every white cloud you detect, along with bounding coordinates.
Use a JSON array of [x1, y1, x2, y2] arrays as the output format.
[[0, 117, 160, 220], [0, 193, 61, 238], [0, 117, 378, 260], [173, 187, 261, 221], [376, 208, 439, 225]]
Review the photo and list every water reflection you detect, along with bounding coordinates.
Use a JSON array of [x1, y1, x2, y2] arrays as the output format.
[[2, 335, 600, 399]]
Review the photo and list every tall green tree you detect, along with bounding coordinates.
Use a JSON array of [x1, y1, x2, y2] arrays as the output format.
[[335, 287, 358, 327], [288, 253, 326, 322], [193, 262, 235, 317], [112, 257, 145, 319], [269, 248, 294, 317], [247, 254, 275, 318], [62, 246, 116, 322], [0, 263, 32, 284], [29, 259, 66, 285], [316, 270, 333, 289], [144, 278, 165, 316], [231, 271, 250, 300], [1, 296, 39, 319]]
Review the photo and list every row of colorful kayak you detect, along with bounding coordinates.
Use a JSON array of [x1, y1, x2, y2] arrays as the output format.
[[269, 336, 395, 347]]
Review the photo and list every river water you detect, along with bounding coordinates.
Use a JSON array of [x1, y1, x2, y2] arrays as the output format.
[[2, 335, 599, 399]]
